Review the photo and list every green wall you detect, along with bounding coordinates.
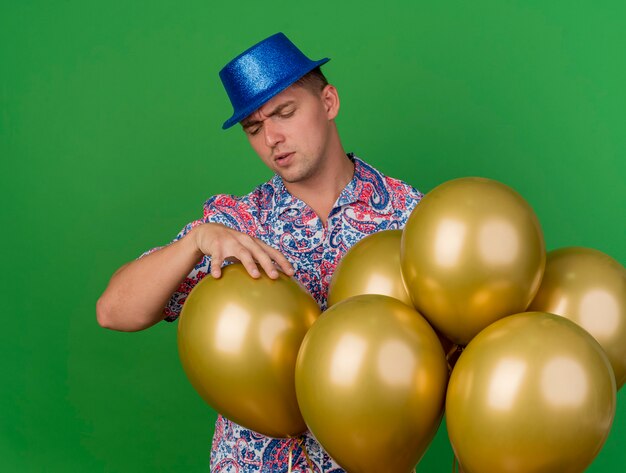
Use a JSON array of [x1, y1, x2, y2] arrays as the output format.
[[2, 1, 624, 471]]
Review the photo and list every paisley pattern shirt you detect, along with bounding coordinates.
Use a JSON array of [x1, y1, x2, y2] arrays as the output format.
[[159, 154, 422, 472]]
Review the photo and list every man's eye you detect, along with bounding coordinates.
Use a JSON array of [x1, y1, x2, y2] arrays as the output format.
[[280, 110, 295, 118], [248, 126, 261, 135]]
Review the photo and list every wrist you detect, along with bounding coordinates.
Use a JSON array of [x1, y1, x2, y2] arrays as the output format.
[[185, 224, 208, 259]]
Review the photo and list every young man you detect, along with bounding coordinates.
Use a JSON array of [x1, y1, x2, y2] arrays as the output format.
[[97, 33, 423, 472]]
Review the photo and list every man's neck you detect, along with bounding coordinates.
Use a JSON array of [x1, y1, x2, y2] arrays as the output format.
[[284, 150, 354, 226]]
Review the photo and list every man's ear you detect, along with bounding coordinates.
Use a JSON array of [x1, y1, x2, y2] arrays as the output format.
[[321, 85, 340, 120]]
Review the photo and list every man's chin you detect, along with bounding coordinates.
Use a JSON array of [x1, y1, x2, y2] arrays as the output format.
[[276, 169, 302, 184], [279, 174, 300, 184], [275, 163, 315, 184]]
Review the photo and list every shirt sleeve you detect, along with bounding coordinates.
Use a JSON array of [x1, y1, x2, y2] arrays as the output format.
[[161, 220, 212, 322]]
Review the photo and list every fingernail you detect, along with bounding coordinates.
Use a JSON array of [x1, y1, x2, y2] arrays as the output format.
[[271, 270, 279, 278]]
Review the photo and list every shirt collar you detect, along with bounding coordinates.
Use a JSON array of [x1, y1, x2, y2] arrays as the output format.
[[336, 154, 395, 214], [269, 174, 306, 214], [270, 153, 395, 216]]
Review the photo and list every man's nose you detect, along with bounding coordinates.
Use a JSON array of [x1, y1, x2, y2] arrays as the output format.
[[263, 121, 284, 147]]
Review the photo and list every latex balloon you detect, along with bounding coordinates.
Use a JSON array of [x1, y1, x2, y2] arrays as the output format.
[[401, 177, 545, 345], [178, 264, 320, 438], [327, 229, 412, 307], [528, 247, 626, 390], [295, 295, 448, 473], [446, 312, 616, 473]]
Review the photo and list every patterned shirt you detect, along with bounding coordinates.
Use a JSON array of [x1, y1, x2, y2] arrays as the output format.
[[159, 154, 422, 472]]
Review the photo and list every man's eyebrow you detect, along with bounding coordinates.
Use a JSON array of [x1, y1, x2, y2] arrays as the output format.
[[242, 101, 296, 128]]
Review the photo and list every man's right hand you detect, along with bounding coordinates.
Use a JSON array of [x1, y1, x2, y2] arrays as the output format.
[[97, 222, 295, 332], [190, 223, 294, 279]]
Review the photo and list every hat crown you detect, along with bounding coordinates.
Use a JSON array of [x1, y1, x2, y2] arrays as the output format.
[[219, 33, 329, 129]]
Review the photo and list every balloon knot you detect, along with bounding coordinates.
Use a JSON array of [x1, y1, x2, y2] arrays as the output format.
[[287, 434, 315, 472]]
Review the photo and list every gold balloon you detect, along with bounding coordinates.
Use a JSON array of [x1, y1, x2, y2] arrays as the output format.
[[295, 295, 448, 473], [446, 312, 616, 473], [178, 264, 320, 437], [401, 177, 545, 345], [328, 229, 412, 307], [528, 247, 626, 390]]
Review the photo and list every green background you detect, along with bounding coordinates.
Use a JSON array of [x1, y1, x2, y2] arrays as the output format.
[[2, 1, 624, 471]]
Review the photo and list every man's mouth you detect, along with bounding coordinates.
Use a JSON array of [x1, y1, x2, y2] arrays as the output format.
[[274, 152, 294, 165]]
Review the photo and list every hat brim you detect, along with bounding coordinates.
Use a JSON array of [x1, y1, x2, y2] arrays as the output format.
[[222, 58, 330, 130]]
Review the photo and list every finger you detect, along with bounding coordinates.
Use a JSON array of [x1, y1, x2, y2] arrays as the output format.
[[211, 253, 224, 278], [252, 246, 280, 279], [257, 241, 294, 275], [239, 237, 279, 278], [236, 247, 261, 278]]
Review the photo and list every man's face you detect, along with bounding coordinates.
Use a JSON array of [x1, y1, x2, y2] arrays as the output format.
[[241, 84, 337, 184]]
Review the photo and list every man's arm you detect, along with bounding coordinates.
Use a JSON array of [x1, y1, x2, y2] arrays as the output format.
[[96, 222, 294, 332]]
